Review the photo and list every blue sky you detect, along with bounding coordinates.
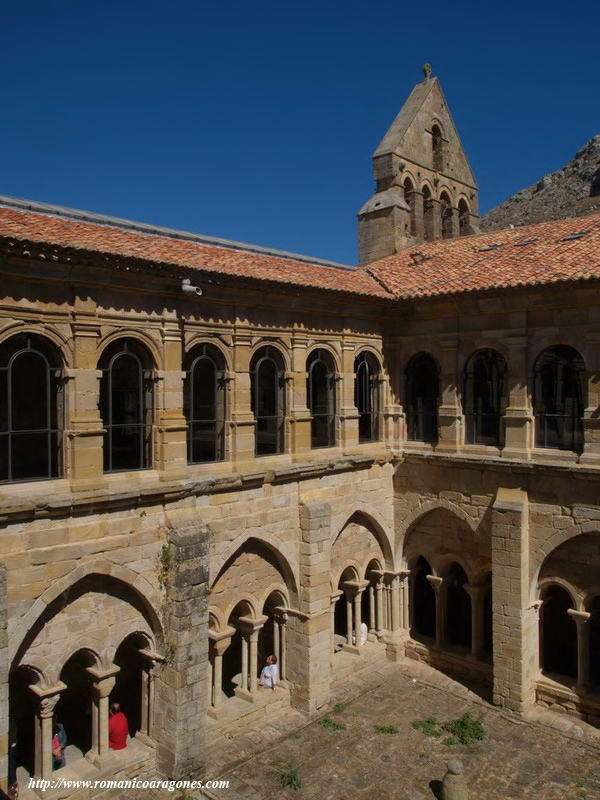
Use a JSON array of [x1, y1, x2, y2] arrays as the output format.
[[2, 0, 598, 264]]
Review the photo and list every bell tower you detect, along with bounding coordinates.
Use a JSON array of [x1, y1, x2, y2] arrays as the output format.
[[357, 65, 480, 265]]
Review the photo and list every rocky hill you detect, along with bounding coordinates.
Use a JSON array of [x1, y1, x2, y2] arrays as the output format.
[[480, 135, 600, 231]]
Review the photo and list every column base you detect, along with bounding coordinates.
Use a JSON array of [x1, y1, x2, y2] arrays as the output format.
[[84, 749, 114, 769], [578, 452, 600, 466], [384, 633, 408, 661], [234, 687, 255, 703], [69, 476, 109, 493], [501, 448, 530, 461], [341, 644, 361, 656]]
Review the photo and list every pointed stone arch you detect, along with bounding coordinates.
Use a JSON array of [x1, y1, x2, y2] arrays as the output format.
[[331, 505, 394, 570], [210, 531, 299, 605], [9, 561, 163, 667]]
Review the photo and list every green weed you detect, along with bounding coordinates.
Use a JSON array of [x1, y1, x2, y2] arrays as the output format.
[[319, 717, 346, 731], [375, 725, 399, 735], [279, 763, 301, 791]]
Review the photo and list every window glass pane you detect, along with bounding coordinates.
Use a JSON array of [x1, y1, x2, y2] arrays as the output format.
[[11, 431, 50, 481], [12, 351, 48, 430], [310, 361, 329, 415], [0, 434, 8, 481], [111, 354, 142, 426], [190, 421, 217, 463], [257, 360, 278, 417], [407, 356, 438, 443], [0, 370, 7, 433], [256, 416, 280, 456], [192, 359, 216, 420], [107, 425, 143, 471], [311, 414, 333, 448]]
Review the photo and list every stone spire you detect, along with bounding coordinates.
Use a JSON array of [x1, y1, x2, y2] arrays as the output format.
[[357, 67, 479, 265]]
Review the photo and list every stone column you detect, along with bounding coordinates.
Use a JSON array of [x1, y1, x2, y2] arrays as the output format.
[[330, 591, 342, 660], [375, 578, 384, 636], [428, 198, 442, 240], [236, 616, 267, 700], [387, 573, 401, 634], [503, 335, 533, 459], [353, 590, 363, 648], [427, 575, 444, 649], [465, 585, 486, 660], [340, 341, 359, 448], [410, 190, 424, 241], [290, 332, 311, 457], [156, 520, 210, 779], [248, 631, 259, 696], [345, 590, 354, 646], [0, 563, 7, 792], [68, 318, 106, 489], [581, 356, 600, 464], [207, 629, 233, 715], [567, 609, 591, 690], [273, 619, 280, 668], [156, 325, 188, 480], [287, 502, 332, 714], [400, 570, 410, 631], [29, 685, 64, 780], [240, 633, 249, 692], [368, 584, 376, 633], [278, 612, 288, 680], [138, 649, 165, 741], [384, 571, 406, 661], [87, 668, 118, 764], [230, 329, 256, 466], [436, 337, 462, 453], [491, 487, 536, 713], [450, 206, 460, 238]]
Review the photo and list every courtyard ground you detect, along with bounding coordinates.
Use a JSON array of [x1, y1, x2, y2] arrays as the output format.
[[208, 660, 600, 800]]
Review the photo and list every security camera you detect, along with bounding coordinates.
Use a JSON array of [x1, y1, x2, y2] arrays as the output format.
[[181, 278, 203, 296]]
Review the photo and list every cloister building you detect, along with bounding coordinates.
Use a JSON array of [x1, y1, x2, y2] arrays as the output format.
[[0, 68, 599, 796]]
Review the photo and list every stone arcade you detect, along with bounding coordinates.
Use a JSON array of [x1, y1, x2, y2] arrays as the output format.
[[0, 68, 599, 796]]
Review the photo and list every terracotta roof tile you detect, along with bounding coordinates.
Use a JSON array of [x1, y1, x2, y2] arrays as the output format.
[[2, 200, 599, 302], [0, 204, 392, 299], [366, 212, 600, 298]]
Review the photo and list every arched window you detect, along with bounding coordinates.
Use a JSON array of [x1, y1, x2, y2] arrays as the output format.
[[406, 353, 439, 444], [540, 585, 577, 679], [412, 556, 436, 639], [445, 563, 471, 649], [431, 124, 444, 172], [354, 351, 381, 443], [0, 333, 63, 483], [422, 185, 434, 241], [99, 338, 153, 472], [251, 346, 285, 456], [184, 343, 226, 463], [403, 177, 416, 236], [307, 349, 336, 449], [589, 596, 600, 688], [458, 199, 470, 236], [463, 349, 507, 446], [534, 345, 584, 452], [440, 191, 453, 239]]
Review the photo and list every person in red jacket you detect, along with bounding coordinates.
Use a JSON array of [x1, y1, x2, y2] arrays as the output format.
[[108, 702, 129, 750]]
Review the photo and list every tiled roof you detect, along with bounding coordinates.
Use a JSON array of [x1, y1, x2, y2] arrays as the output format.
[[367, 212, 600, 299], [1, 196, 599, 302], [0, 199, 392, 299]]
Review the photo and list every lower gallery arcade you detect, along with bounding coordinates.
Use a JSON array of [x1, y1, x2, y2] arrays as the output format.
[[6, 467, 600, 791]]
